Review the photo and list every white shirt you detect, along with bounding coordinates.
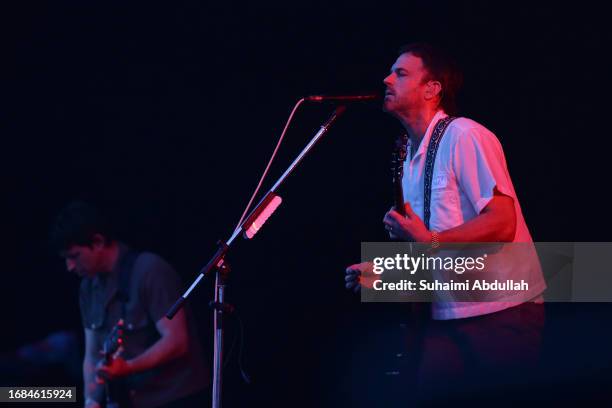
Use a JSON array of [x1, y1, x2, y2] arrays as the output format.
[[403, 110, 546, 319]]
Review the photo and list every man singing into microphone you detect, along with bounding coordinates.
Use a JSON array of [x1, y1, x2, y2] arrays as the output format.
[[345, 43, 546, 403]]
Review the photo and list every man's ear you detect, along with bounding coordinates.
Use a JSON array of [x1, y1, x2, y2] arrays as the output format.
[[425, 80, 442, 100], [91, 233, 107, 249]]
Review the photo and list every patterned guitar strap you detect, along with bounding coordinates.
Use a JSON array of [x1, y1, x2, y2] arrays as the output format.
[[406, 116, 458, 361], [423, 116, 457, 229]]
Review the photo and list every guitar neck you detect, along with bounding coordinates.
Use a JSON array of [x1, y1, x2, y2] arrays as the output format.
[[394, 184, 406, 216], [392, 133, 408, 217]]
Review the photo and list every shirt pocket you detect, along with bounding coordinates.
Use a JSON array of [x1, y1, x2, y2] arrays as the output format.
[[431, 171, 458, 205], [431, 171, 449, 190], [86, 308, 107, 331], [121, 297, 151, 332], [84, 287, 118, 331]]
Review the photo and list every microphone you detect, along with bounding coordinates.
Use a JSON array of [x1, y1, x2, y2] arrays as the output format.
[[305, 94, 381, 102]]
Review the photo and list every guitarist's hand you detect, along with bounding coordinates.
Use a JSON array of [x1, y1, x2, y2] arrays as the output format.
[[96, 352, 132, 381], [345, 262, 376, 293], [383, 203, 431, 243]]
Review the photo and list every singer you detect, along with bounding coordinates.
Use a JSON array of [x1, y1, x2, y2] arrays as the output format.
[[344, 43, 546, 404]]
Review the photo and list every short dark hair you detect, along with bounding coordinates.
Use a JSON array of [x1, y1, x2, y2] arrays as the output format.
[[398, 43, 463, 115], [50, 201, 115, 252]]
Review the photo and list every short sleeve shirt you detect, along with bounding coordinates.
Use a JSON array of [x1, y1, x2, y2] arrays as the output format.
[[80, 244, 208, 407], [402, 111, 547, 319]]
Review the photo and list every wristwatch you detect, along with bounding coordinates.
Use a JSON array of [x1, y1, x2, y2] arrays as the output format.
[[430, 231, 440, 249]]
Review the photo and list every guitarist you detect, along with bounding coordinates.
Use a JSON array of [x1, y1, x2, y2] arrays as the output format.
[[51, 202, 209, 408], [344, 43, 546, 403]]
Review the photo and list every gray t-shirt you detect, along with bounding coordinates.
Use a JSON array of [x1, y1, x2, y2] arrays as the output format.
[[80, 244, 208, 408]]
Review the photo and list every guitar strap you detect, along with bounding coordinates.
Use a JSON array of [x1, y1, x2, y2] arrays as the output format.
[[117, 250, 139, 320], [423, 116, 457, 230], [400, 117, 457, 390]]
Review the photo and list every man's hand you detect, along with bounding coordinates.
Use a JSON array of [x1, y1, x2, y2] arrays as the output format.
[[383, 203, 431, 242], [345, 262, 377, 293], [96, 353, 132, 381]]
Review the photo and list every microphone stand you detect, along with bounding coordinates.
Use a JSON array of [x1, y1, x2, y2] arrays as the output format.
[[212, 263, 227, 408], [166, 105, 347, 408]]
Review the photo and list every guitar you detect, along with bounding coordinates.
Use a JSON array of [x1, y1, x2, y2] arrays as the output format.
[[391, 133, 409, 217], [100, 319, 125, 408]]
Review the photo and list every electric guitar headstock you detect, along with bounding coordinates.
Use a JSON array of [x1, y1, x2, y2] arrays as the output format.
[[102, 319, 124, 364]]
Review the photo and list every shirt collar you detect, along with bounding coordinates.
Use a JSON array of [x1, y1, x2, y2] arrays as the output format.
[[408, 110, 448, 160]]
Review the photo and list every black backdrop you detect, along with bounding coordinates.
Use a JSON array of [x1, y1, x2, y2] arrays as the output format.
[[4, 1, 612, 406]]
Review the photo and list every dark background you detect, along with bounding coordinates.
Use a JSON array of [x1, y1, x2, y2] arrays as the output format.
[[3, 1, 611, 406]]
